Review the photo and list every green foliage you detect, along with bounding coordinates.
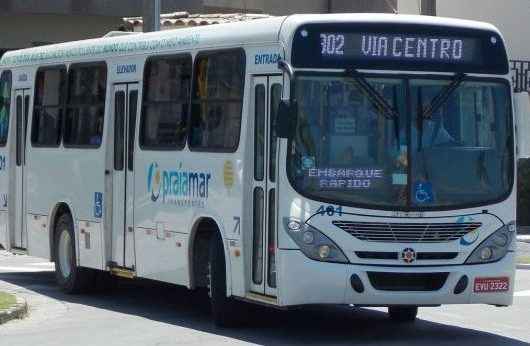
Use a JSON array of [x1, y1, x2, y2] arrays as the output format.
[[0, 291, 15, 310], [518, 255, 530, 265]]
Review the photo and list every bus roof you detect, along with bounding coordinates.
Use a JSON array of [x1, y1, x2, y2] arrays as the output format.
[[0, 13, 502, 68], [280, 13, 503, 52], [0, 16, 287, 68]]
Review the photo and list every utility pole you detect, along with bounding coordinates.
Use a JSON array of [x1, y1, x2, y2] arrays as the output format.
[[420, 0, 436, 16], [143, 0, 161, 32]]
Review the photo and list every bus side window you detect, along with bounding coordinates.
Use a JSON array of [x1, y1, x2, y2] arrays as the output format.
[[140, 54, 191, 150], [32, 66, 66, 147], [128, 90, 138, 170], [269, 84, 282, 182], [189, 49, 245, 152], [254, 84, 265, 181], [0, 70, 11, 147], [63, 63, 107, 148], [114, 91, 125, 170]]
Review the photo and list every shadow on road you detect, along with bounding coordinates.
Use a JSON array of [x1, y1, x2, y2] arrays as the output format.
[[0, 270, 528, 346]]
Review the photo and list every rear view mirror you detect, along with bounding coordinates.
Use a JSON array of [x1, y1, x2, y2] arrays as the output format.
[[515, 92, 530, 159], [276, 100, 297, 139]]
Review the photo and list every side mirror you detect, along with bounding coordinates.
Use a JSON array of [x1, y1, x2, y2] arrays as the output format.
[[515, 92, 530, 159], [276, 99, 297, 139]]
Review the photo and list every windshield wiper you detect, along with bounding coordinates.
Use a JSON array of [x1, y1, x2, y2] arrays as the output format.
[[346, 68, 399, 120], [346, 68, 401, 149], [416, 73, 465, 151], [419, 73, 466, 120]]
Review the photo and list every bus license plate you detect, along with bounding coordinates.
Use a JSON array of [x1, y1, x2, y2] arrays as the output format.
[[473, 277, 509, 293]]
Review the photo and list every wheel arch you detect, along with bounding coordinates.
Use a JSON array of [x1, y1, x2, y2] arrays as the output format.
[[187, 215, 232, 291], [48, 201, 77, 262]]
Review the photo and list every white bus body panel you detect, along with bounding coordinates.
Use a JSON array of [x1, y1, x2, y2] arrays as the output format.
[[78, 220, 105, 270], [0, 14, 516, 309], [27, 214, 49, 259], [26, 143, 107, 267], [278, 250, 515, 307], [133, 149, 244, 286]]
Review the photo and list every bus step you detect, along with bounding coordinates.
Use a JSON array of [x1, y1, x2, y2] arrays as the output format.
[[109, 266, 136, 279], [246, 292, 278, 306]]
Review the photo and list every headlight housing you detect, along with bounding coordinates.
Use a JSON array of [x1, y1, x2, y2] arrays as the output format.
[[283, 218, 349, 263], [465, 221, 516, 264]]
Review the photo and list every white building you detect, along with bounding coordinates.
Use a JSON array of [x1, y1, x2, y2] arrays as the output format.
[[398, 0, 530, 91]]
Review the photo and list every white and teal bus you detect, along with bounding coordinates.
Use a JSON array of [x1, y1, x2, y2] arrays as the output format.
[[0, 13, 520, 326]]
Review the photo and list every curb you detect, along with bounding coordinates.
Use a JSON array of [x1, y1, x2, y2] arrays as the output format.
[[517, 264, 530, 270], [0, 295, 28, 324]]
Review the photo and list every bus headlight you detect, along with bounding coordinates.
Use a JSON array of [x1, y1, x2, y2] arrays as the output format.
[[465, 222, 515, 264], [283, 218, 349, 263]]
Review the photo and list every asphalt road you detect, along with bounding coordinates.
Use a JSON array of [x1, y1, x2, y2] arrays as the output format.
[[0, 249, 529, 346]]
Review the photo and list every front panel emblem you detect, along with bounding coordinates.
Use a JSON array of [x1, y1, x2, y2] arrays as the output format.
[[401, 248, 416, 263]]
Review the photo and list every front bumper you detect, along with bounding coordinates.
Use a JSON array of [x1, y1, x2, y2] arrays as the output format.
[[277, 249, 515, 307]]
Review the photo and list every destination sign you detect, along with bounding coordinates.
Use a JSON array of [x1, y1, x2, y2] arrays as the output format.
[[292, 23, 509, 74], [319, 33, 477, 63]]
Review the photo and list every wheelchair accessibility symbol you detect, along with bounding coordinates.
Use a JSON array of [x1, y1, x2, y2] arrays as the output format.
[[414, 182, 433, 203]]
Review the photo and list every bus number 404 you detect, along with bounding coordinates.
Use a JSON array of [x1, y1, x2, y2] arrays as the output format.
[[316, 205, 343, 217]]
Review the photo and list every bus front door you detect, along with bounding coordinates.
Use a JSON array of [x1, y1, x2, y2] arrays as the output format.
[[110, 83, 139, 269], [12, 89, 30, 249], [250, 75, 282, 297]]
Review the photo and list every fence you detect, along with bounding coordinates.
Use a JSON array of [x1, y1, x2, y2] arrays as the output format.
[[511, 60, 530, 92]]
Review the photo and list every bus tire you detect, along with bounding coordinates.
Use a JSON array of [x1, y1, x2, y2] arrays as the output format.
[[388, 306, 418, 322], [208, 232, 243, 327], [53, 213, 94, 293]]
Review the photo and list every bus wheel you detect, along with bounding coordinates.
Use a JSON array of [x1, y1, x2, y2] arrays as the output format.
[[208, 232, 244, 327], [54, 213, 94, 293], [388, 306, 418, 322]]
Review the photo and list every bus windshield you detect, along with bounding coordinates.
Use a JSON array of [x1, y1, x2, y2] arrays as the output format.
[[287, 74, 513, 210]]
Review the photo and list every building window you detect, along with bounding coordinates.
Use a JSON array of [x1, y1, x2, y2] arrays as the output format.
[[140, 54, 191, 149], [0, 71, 11, 146], [189, 49, 245, 152], [32, 66, 66, 147], [64, 63, 107, 147]]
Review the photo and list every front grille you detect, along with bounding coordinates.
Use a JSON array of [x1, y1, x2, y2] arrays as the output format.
[[356, 251, 398, 260], [355, 251, 458, 260], [417, 252, 458, 260], [333, 221, 481, 243], [367, 272, 449, 291]]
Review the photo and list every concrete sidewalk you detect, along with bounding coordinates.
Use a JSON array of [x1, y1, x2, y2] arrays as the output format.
[[517, 240, 530, 269], [517, 235, 530, 243]]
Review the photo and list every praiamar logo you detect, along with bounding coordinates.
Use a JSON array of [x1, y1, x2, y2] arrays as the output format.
[[147, 163, 162, 201], [147, 162, 211, 207]]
